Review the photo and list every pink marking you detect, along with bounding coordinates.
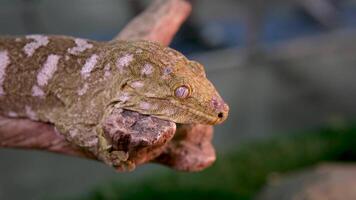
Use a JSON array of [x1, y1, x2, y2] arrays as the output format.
[[77, 83, 89, 96], [211, 95, 225, 111], [104, 64, 111, 77], [36, 54, 61, 87], [69, 130, 78, 138], [25, 106, 38, 120], [118, 92, 130, 102], [86, 138, 98, 147], [24, 35, 49, 57], [7, 111, 18, 117], [140, 102, 151, 110], [0, 51, 10, 96], [67, 38, 93, 55], [130, 81, 144, 88], [141, 63, 153, 76], [81, 54, 98, 79], [116, 54, 133, 72], [31, 85, 45, 97]]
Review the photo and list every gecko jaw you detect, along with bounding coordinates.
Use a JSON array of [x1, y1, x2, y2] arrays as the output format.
[[169, 101, 226, 125]]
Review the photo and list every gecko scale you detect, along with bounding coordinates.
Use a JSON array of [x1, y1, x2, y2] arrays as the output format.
[[0, 35, 229, 166]]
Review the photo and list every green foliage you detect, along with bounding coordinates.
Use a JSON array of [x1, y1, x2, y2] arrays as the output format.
[[78, 125, 356, 200]]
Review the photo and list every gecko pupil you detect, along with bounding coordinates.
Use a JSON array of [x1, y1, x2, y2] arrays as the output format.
[[175, 85, 190, 99]]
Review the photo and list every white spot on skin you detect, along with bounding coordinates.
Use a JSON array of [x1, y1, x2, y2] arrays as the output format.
[[77, 83, 89, 96], [7, 111, 18, 117], [141, 63, 153, 76], [81, 54, 98, 79], [31, 54, 60, 97], [36, 54, 61, 87], [69, 130, 78, 138], [86, 137, 98, 147], [104, 64, 111, 77], [140, 102, 151, 110], [130, 81, 144, 88], [31, 85, 45, 97], [65, 55, 70, 61], [118, 92, 130, 102], [15, 38, 21, 42], [25, 106, 38, 120], [0, 51, 10, 96], [24, 35, 49, 57], [116, 54, 133, 72], [67, 38, 93, 55]]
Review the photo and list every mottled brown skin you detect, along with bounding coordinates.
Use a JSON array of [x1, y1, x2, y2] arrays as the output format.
[[0, 35, 229, 166]]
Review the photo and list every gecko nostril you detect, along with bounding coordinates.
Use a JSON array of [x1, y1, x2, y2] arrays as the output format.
[[218, 112, 224, 118]]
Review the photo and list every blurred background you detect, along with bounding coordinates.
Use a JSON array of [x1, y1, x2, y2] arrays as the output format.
[[1, 0, 356, 199]]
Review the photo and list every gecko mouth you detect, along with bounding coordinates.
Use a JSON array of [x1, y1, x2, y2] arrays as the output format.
[[116, 98, 225, 125], [169, 101, 222, 125]]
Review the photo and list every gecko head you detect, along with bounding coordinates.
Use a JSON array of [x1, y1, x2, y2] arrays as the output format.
[[113, 41, 229, 125]]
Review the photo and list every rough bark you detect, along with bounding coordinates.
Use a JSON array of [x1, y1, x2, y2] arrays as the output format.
[[155, 124, 215, 172], [115, 0, 191, 44]]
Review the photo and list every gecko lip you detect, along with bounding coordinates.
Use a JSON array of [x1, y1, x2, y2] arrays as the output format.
[[170, 101, 227, 125]]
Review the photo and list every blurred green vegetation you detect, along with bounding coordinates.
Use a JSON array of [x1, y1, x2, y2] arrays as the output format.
[[75, 124, 356, 200]]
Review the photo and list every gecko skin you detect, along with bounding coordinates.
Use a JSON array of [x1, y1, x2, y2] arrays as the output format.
[[0, 35, 229, 166]]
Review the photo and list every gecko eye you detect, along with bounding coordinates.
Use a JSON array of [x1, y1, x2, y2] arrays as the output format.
[[174, 85, 191, 99]]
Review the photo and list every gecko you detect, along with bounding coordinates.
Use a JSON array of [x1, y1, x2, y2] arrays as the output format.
[[0, 35, 229, 166]]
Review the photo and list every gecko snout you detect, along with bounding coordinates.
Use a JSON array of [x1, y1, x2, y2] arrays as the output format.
[[215, 103, 229, 124], [211, 96, 229, 124]]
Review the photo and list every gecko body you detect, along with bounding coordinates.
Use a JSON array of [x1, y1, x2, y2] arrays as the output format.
[[0, 35, 229, 166]]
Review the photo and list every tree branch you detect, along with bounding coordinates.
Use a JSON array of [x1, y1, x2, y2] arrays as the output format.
[[115, 0, 191, 45]]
